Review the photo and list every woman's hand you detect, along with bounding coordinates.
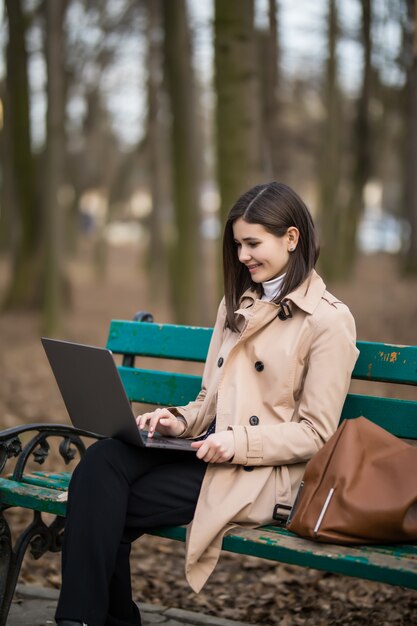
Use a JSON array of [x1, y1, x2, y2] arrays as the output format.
[[136, 408, 186, 438], [191, 431, 235, 463]]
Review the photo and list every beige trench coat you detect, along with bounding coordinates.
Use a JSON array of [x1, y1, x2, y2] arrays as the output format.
[[175, 270, 359, 592]]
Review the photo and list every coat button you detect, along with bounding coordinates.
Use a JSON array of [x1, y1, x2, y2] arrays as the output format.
[[249, 415, 259, 426], [217, 357, 224, 367], [243, 466, 254, 472], [254, 361, 264, 372]]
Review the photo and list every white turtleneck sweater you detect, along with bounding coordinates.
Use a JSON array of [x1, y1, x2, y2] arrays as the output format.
[[261, 273, 286, 302]]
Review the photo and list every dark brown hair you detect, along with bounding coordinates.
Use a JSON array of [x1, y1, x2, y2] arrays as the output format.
[[223, 182, 319, 331]]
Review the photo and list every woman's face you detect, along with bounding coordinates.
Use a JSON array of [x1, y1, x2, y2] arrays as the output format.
[[232, 218, 298, 283]]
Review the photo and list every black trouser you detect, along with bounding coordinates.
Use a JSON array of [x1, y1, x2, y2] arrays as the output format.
[[55, 439, 207, 626]]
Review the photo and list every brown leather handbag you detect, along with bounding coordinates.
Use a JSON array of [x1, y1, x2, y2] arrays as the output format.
[[286, 416, 417, 544]]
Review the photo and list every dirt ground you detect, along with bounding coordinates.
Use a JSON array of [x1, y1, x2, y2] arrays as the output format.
[[0, 243, 417, 626]]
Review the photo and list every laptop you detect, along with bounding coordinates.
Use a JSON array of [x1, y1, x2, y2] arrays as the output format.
[[41, 337, 195, 451]]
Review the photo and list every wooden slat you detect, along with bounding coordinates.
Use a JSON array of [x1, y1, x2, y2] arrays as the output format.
[[341, 394, 417, 439], [353, 341, 417, 385], [119, 366, 417, 438], [119, 368, 417, 437], [0, 477, 66, 516], [107, 321, 212, 362], [118, 366, 202, 405], [108, 325, 417, 387], [150, 524, 417, 561], [21, 471, 71, 491], [149, 525, 417, 589], [262, 525, 417, 557]]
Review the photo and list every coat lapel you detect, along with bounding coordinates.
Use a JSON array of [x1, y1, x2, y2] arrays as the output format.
[[233, 270, 327, 343]]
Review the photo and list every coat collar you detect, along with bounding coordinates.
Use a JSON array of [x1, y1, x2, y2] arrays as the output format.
[[284, 270, 326, 314], [237, 270, 326, 316]]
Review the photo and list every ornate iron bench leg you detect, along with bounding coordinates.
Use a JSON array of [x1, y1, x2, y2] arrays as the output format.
[[0, 509, 65, 626], [0, 511, 13, 626], [0, 412, 103, 623]]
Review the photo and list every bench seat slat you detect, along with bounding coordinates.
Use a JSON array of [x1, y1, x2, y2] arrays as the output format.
[[118, 366, 202, 405], [150, 524, 417, 561], [149, 526, 417, 589], [107, 321, 212, 362], [21, 472, 71, 491], [342, 394, 417, 439], [0, 477, 66, 516], [262, 525, 417, 557]]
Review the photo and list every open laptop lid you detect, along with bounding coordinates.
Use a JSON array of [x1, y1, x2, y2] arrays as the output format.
[[41, 337, 144, 447]]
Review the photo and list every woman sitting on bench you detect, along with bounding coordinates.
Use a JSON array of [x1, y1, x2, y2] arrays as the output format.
[[55, 182, 359, 626]]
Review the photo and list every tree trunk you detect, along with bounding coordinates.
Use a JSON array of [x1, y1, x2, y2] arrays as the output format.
[[317, 0, 343, 280], [3, 0, 42, 309], [403, 0, 417, 274], [214, 0, 263, 225], [145, 0, 170, 304], [162, 0, 202, 324], [258, 0, 283, 180], [42, 0, 69, 333], [0, 79, 16, 253], [341, 0, 372, 276]]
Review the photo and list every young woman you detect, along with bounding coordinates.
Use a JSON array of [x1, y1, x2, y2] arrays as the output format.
[[55, 182, 359, 626]]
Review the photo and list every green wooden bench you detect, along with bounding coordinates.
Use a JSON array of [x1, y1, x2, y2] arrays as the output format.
[[0, 312, 417, 625]]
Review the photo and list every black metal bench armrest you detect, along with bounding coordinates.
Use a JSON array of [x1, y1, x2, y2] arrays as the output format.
[[0, 423, 103, 442], [0, 423, 104, 480]]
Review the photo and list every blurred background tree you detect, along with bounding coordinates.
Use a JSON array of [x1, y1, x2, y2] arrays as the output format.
[[162, 0, 203, 323], [43, 0, 69, 332], [404, 0, 417, 274], [0, 0, 415, 331], [3, 0, 42, 309]]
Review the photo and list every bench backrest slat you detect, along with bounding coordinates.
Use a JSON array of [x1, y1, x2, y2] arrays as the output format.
[[342, 395, 417, 438], [118, 366, 202, 407], [108, 322, 417, 386], [120, 364, 417, 437], [353, 342, 417, 385], [108, 321, 212, 362]]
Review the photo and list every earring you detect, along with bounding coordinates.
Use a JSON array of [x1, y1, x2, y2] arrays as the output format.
[[289, 247, 295, 252]]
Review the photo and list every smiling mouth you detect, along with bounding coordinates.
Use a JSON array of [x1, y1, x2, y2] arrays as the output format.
[[247, 264, 262, 272]]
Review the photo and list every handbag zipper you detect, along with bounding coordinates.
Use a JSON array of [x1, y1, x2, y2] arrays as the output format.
[[313, 487, 335, 536]]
